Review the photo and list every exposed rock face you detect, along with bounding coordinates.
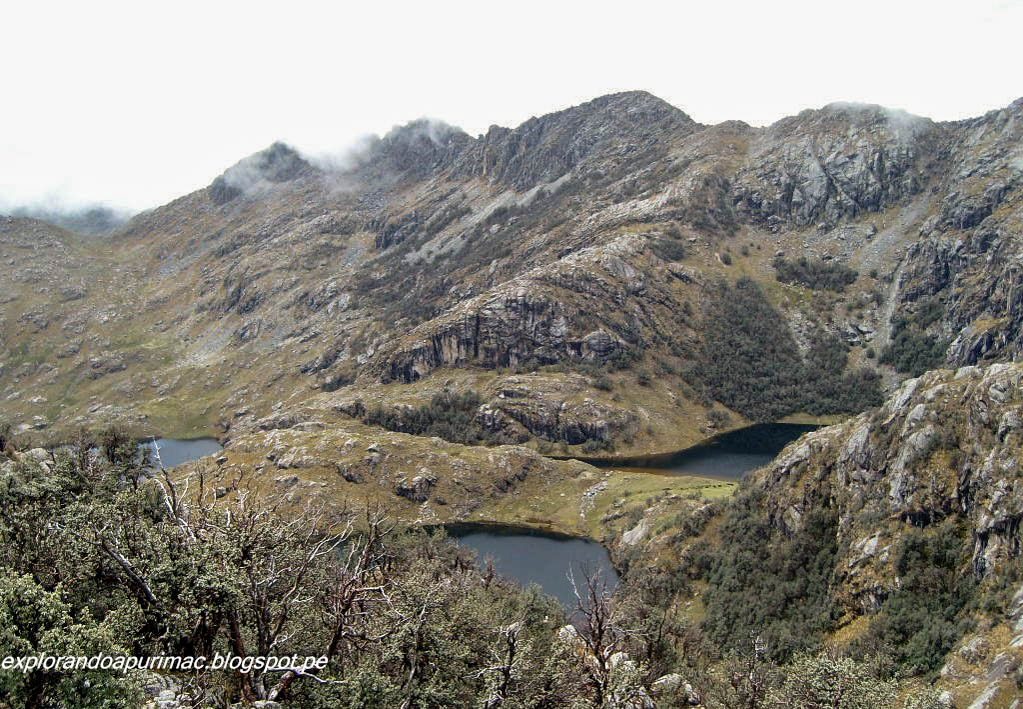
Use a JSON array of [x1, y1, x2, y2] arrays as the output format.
[[370, 119, 474, 180], [476, 376, 637, 445], [751, 363, 1023, 613], [395, 471, 437, 502], [382, 290, 571, 382], [209, 142, 314, 204], [452, 91, 698, 189], [3, 91, 1023, 447], [326, 372, 639, 448], [883, 99, 1023, 366], [733, 103, 934, 229]]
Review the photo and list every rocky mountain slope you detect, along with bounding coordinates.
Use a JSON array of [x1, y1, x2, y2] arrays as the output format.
[[605, 362, 1023, 706], [2, 92, 1022, 456], [173, 337, 1023, 706], [754, 363, 1023, 705], [3, 90, 1023, 706]]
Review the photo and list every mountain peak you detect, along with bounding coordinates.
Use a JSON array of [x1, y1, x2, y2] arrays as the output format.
[[580, 90, 697, 123], [449, 90, 698, 190], [209, 141, 314, 205], [367, 119, 473, 178]]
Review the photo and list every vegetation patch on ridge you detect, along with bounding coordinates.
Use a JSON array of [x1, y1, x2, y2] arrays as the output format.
[[689, 278, 881, 421], [773, 255, 859, 292]]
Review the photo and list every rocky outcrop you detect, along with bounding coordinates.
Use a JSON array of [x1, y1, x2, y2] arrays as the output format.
[[883, 98, 1023, 366], [476, 377, 638, 445], [209, 142, 316, 204], [752, 363, 1023, 613], [732, 104, 935, 229], [395, 470, 437, 501], [452, 91, 698, 190], [368, 119, 473, 180], [379, 288, 628, 383]]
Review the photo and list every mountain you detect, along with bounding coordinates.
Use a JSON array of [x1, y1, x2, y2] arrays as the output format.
[[599, 361, 1023, 706], [1, 91, 1021, 458], [3, 90, 1023, 706], [2, 204, 131, 235]]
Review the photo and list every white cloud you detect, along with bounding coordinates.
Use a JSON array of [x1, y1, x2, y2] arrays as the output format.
[[2, 0, 1020, 211]]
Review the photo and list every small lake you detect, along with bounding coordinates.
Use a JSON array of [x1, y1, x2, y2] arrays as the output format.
[[141, 437, 223, 468], [448, 525, 619, 607], [578, 423, 819, 480]]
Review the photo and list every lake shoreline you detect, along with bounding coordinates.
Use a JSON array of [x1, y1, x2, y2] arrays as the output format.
[[438, 521, 621, 607], [548, 422, 820, 480]]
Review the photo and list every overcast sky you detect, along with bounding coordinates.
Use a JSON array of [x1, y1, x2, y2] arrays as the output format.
[[2, 0, 1021, 212]]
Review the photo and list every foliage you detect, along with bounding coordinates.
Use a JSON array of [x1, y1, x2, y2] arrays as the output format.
[[880, 297, 948, 376], [770, 651, 898, 708], [0, 570, 144, 708], [0, 440, 648, 707], [591, 373, 614, 391], [853, 522, 976, 675], [649, 234, 687, 262], [801, 330, 883, 415], [773, 256, 859, 292], [690, 278, 805, 421], [701, 488, 840, 662], [361, 390, 519, 446], [689, 279, 881, 421]]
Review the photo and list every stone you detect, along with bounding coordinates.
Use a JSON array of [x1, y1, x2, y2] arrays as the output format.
[[395, 473, 436, 502]]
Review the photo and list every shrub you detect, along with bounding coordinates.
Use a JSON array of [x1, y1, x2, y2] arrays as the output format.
[[701, 488, 840, 661], [772, 652, 898, 707], [801, 330, 882, 415], [773, 256, 858, 292], [708, 409, 731, 428], [581, 438, 614, 454], [688, 278, 805, 421], [881, 327, 948, 375], [592, 374, 614, 391], [880, 298, 948, 375], [650, 235, 686, 262], [362, 390, 512, 446], [852, 522, 976, 675], [689, 281, 881, 421]]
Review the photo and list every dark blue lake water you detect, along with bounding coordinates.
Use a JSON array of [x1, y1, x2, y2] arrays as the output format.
[[449, 525, 619, 608], [142, 437, 223, 468], [580, 423, 818, 480]]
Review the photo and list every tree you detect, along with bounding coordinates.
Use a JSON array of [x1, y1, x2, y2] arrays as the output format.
[[770, 651, 898, 708], [0, 570, 144, 709]]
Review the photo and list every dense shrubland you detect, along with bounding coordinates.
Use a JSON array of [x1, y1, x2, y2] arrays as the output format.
[[699, 489, 841, 662], [881, 297, 949, 375], [772, 256, 859, 292], [689, 278, 881, 421], [685, 484, 990, 688], [356, 390, 522, 446], [851, 522, 977, 675], [0, 433, 962, 707], [0, 437, 604, 707]]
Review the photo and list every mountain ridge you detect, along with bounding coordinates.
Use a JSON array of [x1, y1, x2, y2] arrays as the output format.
[[2, 90, 1021, 456], [3, 89, 1023, 706]]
